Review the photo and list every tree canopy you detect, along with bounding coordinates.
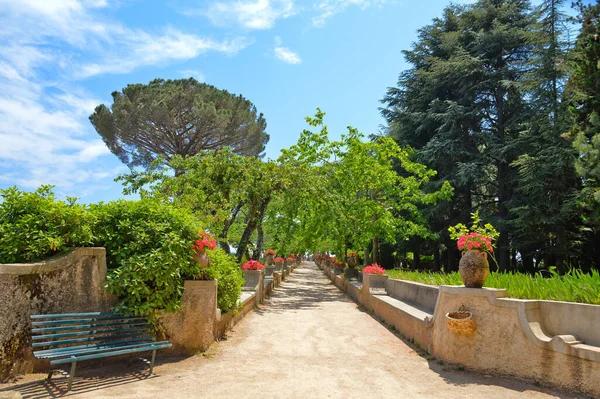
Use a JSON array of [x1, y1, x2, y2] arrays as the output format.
[[90, 78, 269, 169]]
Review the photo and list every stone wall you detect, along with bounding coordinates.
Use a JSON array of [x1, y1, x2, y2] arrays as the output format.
[[0, 248, 113, 381], [320, 263, 600, 397]]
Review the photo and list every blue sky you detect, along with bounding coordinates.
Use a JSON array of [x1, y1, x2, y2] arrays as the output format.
[[0, 0, 476, 203]]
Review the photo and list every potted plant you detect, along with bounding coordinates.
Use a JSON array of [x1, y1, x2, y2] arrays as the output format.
[[333, 261, 346, 276], [346, 252, 359, 268], [362, 263, 387, 294], [273, 256, 284, 273], [263, 249, 276, 266], [449, 211, 498, 288], [241, 260, 265, 292], [191, 232, 217, 268]]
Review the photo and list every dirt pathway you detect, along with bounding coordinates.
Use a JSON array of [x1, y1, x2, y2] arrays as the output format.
[[1, 262, 583, 398]]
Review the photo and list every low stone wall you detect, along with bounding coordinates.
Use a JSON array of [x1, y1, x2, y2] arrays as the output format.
[[0, 248, 114, 381], [320, 263, 600, 397], [2, 250, 290, 380]]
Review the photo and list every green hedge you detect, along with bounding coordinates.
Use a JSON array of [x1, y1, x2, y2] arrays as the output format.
[[0, 186, 245, 317], [203, 248, 244, 312], [0, 186, 94, 263]]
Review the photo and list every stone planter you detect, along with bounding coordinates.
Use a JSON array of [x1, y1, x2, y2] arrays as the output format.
[[274, 261, 283, 273], [242, 270, 263, 291], [459, 251, 489, 288], [333, 267, 344, 276], [344, 267, 358, 280], [265, 265, 275, 277], [363, 273, 388, 294]]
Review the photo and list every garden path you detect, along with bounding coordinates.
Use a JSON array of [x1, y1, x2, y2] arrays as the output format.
[[1, 262, 580, 398]]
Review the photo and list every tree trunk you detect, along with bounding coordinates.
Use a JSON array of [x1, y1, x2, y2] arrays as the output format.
[[372, 237, 380, 265], [236, 197, 271, 263], [433, 245, 441, 272], [219, 202, 243, 255], [254, 224, 264, 260]]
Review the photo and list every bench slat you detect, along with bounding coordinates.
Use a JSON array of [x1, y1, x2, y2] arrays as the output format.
[[33, 338, 149, 356], [32, 327, 150, 341], [49, 342, 173, 365], [31, 312, 121, 319], [32, 322, 148, 334], [32, 332, 152, 348], [31, 316, 147, 327], [36, 341, 165, 360]]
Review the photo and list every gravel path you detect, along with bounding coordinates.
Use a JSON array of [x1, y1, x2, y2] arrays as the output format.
[[0, 262, 582, 398]]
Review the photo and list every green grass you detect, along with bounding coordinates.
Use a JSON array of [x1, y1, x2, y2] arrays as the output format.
[[386, 269, 600, 305]]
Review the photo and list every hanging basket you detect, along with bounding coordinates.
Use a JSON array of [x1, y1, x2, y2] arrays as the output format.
[[445, 311, 476, 335]]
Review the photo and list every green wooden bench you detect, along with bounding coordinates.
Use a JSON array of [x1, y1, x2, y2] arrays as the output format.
[[30, 312, 172, 391]]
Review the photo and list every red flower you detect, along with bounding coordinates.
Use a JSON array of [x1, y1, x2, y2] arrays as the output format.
[[274, 257, 285, 263], [363, 263, 386, 275], [264, 249, 276, 256], [191, 232, 217, 252], [241, 260, 265, 271]]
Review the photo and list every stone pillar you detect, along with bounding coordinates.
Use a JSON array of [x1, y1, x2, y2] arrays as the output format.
[[159, 280, 217, 354]]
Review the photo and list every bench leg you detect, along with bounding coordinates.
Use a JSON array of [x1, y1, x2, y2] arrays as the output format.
[[47, 369, 53, 381], [67, 360, 77, 391], [149, 349, 157, 375]]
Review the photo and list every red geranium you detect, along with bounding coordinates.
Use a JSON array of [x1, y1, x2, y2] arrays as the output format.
[[274, 257, 284, 263], [264, 249, 276, 256], [191, 232, 217, 252], [241, 260, 265, 271], [333, 262, 346, 268], [457, 232, 493, 253], [363, 263, 386, 275], [286, 257, 295, 261]]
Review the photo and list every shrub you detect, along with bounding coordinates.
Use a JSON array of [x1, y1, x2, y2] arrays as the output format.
[[0, 186, 94, 263], [203, 248, 244, 312], [89, 199, 201, 316]]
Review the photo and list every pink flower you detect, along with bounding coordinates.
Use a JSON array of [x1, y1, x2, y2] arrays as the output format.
[[363, 263, 386, 275], [241, 260, 265, 271]]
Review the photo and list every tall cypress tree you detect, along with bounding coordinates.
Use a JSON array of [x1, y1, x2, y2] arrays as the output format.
[[382, 0, 534, 271]]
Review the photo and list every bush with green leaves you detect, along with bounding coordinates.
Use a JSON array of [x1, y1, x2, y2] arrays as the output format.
[[203, 248, 244, 313], [89, 199, 201, 316], [0, 186, 94, 263]]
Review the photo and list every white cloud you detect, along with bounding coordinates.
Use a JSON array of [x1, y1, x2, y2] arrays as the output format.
[[0, 0, 250, 192], [193, 0, 296, 30], [274, 37, 301, 64], [312, 0, 388, 27], [179, 69, 206, 82]]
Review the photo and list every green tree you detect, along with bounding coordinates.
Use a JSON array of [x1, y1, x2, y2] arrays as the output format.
[[90, 78, 269, 170], [382, 0, 535, 271]]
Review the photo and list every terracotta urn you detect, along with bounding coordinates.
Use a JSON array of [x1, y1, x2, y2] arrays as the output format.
[[193, 247, 211, 268], [459, 250, 489, 288]]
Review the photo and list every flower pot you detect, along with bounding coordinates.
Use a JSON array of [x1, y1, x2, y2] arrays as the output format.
[[265, 254, 274, 266], [333, 267, 343, 276], [265, 265, 275, 277], [344, 267, 358, 280], [459, 250, 489, 288], [193, 248, 211, 268], [274, 261, 283, 273], [347, 256, 358, 269], [446, 311, 476, 335], [363, 273, 388, 294]]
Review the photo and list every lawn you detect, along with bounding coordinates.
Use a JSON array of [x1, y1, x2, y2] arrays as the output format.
[[386, 269, 600, 305]]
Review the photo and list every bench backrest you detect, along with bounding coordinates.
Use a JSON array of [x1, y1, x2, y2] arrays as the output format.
[[30, 312, 153, 352]]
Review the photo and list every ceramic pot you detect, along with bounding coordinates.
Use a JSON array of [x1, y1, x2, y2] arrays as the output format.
[[193, 247, 210, 268], [459, 250, 489, 288]]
